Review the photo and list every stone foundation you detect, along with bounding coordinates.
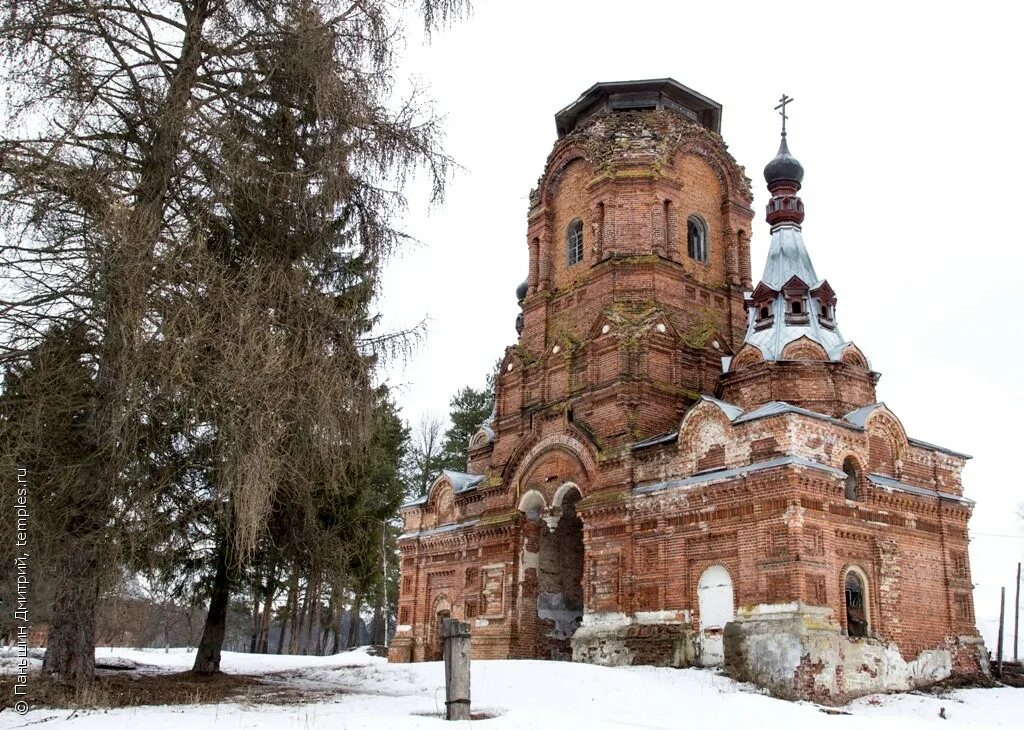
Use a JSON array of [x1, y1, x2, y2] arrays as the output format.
[[571, 613, 695, 667], [724, 602, 986, 704]]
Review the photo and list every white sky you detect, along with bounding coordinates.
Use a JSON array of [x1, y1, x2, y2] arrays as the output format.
[[378, 0, 1024, 653]]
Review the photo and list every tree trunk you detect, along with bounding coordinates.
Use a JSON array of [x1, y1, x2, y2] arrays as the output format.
[[42, 542, 101, 684], [294, 578, 310, 655], [329, 585, 343, 655], [371, 603, 385, 646], [42, 0, 217, 685], [280, 570, 298, 654], [347, 594, 361, 649], [249, 589, 260, 654], [193, 536, 232, 674], [323, 588, 337, 655], [308, 573, 321, 655], [258, 564, 277, 653]]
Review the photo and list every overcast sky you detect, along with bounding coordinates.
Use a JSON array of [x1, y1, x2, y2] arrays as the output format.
[[377, 0, 1024, 652]]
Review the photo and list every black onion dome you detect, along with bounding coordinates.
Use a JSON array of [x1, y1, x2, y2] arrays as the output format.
[[763, 136, 804, 186], [516, 278, 529, 302]]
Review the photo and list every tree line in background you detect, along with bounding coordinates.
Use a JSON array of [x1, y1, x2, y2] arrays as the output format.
[[0, 0, 484, 689], [404, 366, 497, 499]]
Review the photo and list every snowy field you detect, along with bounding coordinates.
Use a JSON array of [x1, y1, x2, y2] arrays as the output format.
[[1, 647, 1021, 729]]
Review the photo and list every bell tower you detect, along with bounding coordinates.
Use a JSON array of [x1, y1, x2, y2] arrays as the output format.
[[489, 79, 755, 460]]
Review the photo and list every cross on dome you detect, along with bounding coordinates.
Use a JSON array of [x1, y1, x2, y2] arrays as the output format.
[[774, 93, 793, 137]]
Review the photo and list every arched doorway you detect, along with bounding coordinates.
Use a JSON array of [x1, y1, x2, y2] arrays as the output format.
[[844, 569, 869, 638], [697, 565, 734, 666], [428, 596, 452, 661]]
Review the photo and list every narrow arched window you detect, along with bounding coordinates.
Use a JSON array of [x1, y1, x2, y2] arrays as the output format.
[[844, 570, 869, 638], [843, 458, 860, 501], [566, 218, 584, 266], [687, 216, 707, 263]]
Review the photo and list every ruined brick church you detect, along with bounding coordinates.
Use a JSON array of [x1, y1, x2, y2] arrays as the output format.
[[390, 79, 988, 702]]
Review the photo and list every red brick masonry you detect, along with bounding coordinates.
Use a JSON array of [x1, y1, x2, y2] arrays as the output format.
[[390, 84, 985, 700]]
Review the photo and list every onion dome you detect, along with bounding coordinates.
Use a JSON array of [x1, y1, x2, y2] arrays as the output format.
[[735, 102, 866, 369], [516, 278, 528, 302], [763, 136, 804, 188]]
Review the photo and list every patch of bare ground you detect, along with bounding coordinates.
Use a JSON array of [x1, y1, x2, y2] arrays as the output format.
[[918, 672, 1005, 694], [0, 669, 346, 710]]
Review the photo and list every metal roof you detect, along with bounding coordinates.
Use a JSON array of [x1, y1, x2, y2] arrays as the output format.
[[632, 456, 973, 507], [743, 224, 853, 363], [400, 469, 485, 508], [625, 398, 970, 461], [446, 470, 485, 493], [701, 395, 744, 421], [554, 78, 722, 138], [867, 474, 974, 505], [905, 437, 971, 460], [734, 400, 854, 430], [399, 518, 480, 541], [760, 224, 819, 290], [843, 403, 883, 428], [631, 430, 679, 450], [634, 455, 847, 495]]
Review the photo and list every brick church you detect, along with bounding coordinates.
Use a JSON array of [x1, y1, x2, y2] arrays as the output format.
[[390, 79, 988, 702]]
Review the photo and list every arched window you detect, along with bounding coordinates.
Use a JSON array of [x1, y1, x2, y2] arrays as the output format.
[[566, 218, 584, 266], [842, 457, 860, 501], [687, 216, 707, 263], [844, 570, 869, 638]]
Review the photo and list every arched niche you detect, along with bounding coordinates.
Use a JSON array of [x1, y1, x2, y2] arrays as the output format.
[[729, 343, 764, 371], [781, 335, 829, 361]]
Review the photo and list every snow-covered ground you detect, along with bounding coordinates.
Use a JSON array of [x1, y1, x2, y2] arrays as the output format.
[[2, 647, 1020, 729]]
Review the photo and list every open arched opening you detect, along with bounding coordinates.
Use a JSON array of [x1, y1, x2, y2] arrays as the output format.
[[518, 489, 547, 521], [843, 568, 869, 638], [536, 485, 584, 659], [842, 457, 861, 501]]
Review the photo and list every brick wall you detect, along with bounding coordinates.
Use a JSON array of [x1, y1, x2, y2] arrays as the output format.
[[390, 102, 982, 682]]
